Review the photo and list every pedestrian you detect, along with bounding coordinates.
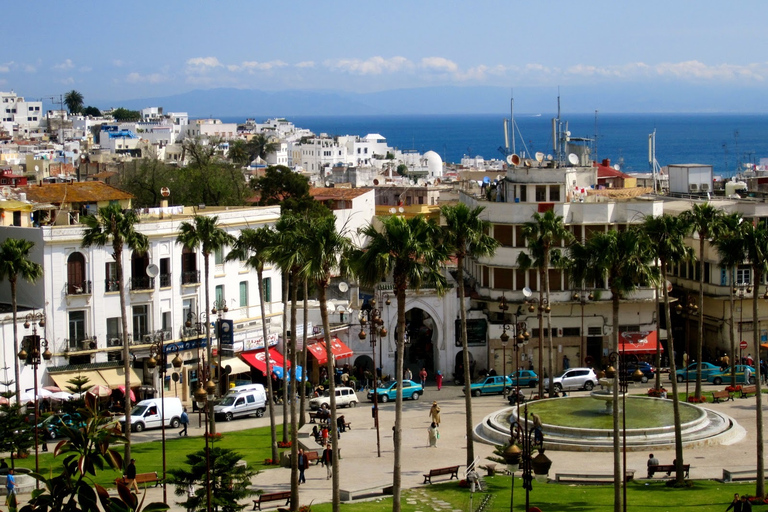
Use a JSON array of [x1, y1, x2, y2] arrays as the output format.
[[5, 468, 15, 506], [404, 368, 412, 381], [435, 371, 443, 390], [321, 425, 329, 446], [744, 365, 752, 384], [563, 355, 570, 370], [683, 352, 689, 368], [427, 422, 439, 447], [179, 407, 189, 437], [186, 484, 195, 512], [741, 495, 753, 512], [322, 444, 333, 480], [725, 493, 742, 512], [125, 458, 139, 493], [298, 448, 309, 484], [0, 459, 8, 470], [647, 453, 659, 478], [746, 353, 754, 367], [337, 414, 346, 434], [429, 401, 441, 427], [419, 367, 428, 388]]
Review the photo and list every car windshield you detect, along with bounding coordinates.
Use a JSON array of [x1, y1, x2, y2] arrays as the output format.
[[473, 376, 490, 384], [554, 370, 567, 378], [40, 415, 59, 426], [131, 405, 147, 416], [220, 396, 237, 406]]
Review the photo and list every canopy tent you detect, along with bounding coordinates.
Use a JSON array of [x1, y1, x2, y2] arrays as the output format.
[[241, 348, 289, 375], [272, 365, 304, 381], [214, 357, 252, 376], [98, 368, 143, 389], [50, 370, 109, 391], [307, 337, 353, 365], [618, 331, 663, 355], [761, 343, 768, 350]]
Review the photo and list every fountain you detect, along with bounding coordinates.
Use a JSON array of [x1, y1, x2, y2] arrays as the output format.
[[590, 377, 624, 415]]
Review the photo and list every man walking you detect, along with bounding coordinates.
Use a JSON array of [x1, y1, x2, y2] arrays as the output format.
[[179, 407, 189, 437], [322, 444, 333, 480], [5, 469, 16, 505], [125, 458, 139, 493]]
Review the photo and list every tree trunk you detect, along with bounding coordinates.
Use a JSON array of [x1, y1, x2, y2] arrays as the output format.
[[299, 279, 308, 428], [695, 237, 704, 399], [752, 268, 765, 498], [611, 292, 621, 512], [662, 266, 686, 485], [654, 279, 662, 391], [289, 272, 299, 512], [116, 243, 132, 463], [319, 283, 340, 512], [281, 276, 289, 443], [729, 269, 737, 387], [203, 253, 216, 436], [10, 278, 20, 408], [392, 285, 406, 512], [457, 256, 474, 468], [545, 256, 554, 398], [258, 271, 279, 462]]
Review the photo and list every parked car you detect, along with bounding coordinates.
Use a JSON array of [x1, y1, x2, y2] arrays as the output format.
[[367, 380, 423, 403], [708, 365, 757, 385], [465, 375, 514, 397], [625, 362, 655, 383], [214, 385, 267, 421], [118, 397, 184, 432], [309, 386, 358, 409], [37, 413, 85, 440], [673, 362, 721, 382], [544, 367, 598, 392], [508, 369, 539, 388]]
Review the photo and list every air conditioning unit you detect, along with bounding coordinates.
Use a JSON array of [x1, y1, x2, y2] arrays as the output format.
[[700, 183, 709, 191], [108, 338, 121, 347], [142, 334, 153, 344], [689, 184, 698, 192]]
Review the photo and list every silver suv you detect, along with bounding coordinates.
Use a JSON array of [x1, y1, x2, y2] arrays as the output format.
[[544, 368, 598, 392]]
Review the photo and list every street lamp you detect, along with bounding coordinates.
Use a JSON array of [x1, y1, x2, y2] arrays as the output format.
[[186, 311, 212, 428], [734, 283, 751, 383], [359, 298, 386, 457], [20, 311, 51, 489], [525, 296, 549, 397], [573, 290, 594, 367], [211, 298, 228, 397], [675, 294, 699, 397], [503, 402, 552, 512], [500, 297, 530, 399], [193, 354, 216, 512], [606, 351, 643, 512], [146, 330, 184, 504]]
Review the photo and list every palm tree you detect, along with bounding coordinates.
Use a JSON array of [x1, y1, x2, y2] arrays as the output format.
[[247, 133, 280, 163], [0, 239, 43, 406], [440, 203, 499, 468], [572, 227, 658, 511], [228, 139, 250, 167], [304, 214, 353, 512], [226, 226, 280, 463], [176, 215, 234, 436], [81, 203, 148, 462], [741, 219, 766, 499], [353, 215, 447, 512], [517, 210, 573, 396], [711, 212, 748, 387], [64, 90, 84, 114], [681, 203, 721, 399], [641, 214, 693, 487]]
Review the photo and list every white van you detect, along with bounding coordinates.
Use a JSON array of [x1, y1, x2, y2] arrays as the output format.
[[309, 386, 358, 410], [214, 383, 267, 421], [118, 397, 183, 433]]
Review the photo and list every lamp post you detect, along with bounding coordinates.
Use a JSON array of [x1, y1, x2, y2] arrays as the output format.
[[359, 298, 386, 457], [193, 354, 216, 512], [146, 330, 184, 504], [573, 290, 593, 366], [525, 297, 549, 397], [675, 294, 699, 398], [502, 402, 552, 512], [20, 311, 51, 489], [186, 311, 212, 429], [500, 297, 530, 399], [606, 351, 643, 512], [734, 283, 750, 378], [211, 298, 228, 397]]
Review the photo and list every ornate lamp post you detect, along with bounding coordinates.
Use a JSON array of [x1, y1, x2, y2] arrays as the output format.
[[146, 330, 184, 504], [525, 297, 549, 397], [503, 402, 552, 512], [358, 297, 387, 457], [211, 298, 228, 396], [675, 294, 699, 397], [20, 311, 51, 489], [186, 311, 212, 428], [193, 355, 217, 512], [734, 283, 750, 382], [500, 298, 530, 399]]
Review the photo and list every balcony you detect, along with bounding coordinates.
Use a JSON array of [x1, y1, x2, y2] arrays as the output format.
[[130, 276, 155, 291], [105, 279, 120, 293], [159, 273, 172, 288], [182, 270, 200, 285], [66, 280, 92, 296]]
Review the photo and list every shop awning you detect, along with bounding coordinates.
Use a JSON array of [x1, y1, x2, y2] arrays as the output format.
[[241, 348, 289, 375], [619, 331, 663, 355], [98, 368, 144, 388], [307, 337, 353, 365], [49, 370, 109, 390], [215, 357, 251, 376]]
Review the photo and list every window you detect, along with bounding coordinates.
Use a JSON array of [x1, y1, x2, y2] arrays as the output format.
[[519, 185, 527, 202], [132, 305, 149, 340], [214, 247, 224, 265], [160, 257, 171, 287], [68, 311, 86, 348], [263, 277, 272, 303], [549, 186, 561, 202], [106, 317, 121, 346], [240, 281, 248, 307], [535, 185, 547, 202], [736, 266, 751, 284], [181, 247, 198, 284], [215, 285, 224, 304], [105, 262, 118, 292]]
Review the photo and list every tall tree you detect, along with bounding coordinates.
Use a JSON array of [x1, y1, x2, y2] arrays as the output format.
[[440, 203, 499, 468], [82, 203, 148, 462], [517, 210, 573, 396], [250, 165, 315, 212], [64, 90, 84, 114], [572, 227, 658, 511], [641, 214, 693, 487], [228, 139, 250, 167], [246, 133, 280, 162], [304, 214, 353, 512], [741, 219, 766, 499], [681, 203, 722, 399], [353, 215, 447, 512], [176, 215, 235, 436], [225, 226, 280, 463]]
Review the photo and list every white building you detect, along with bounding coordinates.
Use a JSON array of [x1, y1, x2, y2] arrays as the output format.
[[0, 91, 43, 135]]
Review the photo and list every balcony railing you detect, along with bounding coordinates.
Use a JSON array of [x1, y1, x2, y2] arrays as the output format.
[[181, 270, 200, 285], [159, 273, 172, 287], [66, 280, 92, 295], [105, 279, 120, 293], [130, 276, 155, 291]]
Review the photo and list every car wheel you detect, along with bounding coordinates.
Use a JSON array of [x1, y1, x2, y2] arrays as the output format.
[[641, 376, 649, 384], [529, 381, 537, 388], [134, 423, 144, 433], [225, 412, 233, 422], [48, 430, 57, 440], [255, 408, 265, 418], [472, 390, 481, 397], [380, 394, 389, 403], [713, 377, 722, 386], [349, 401, 357, 408], [170, 418, 180, 428], [749, 376, 756, 384], [677, 375, 684, 383], [411, 392, 420, 401], [554, 384, 563, 393], [584, 381, 594, 391], [503, 387, 511, 395]]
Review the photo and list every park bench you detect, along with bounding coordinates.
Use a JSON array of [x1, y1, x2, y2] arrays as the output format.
[[423, 465, 460, 484], [740, 385, 757, 398], [308, 411, 318, 423], [252, 491, 291, 510], [305, 451, 320, 465], [555, 470, 635, 484], [114, 472, 160, 488], [722, 469, 759, 482], [649, 464, 690, 478], [339, 482, 393, 502], [712, 390, 734, 403]]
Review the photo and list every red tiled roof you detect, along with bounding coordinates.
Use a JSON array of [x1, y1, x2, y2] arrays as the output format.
[[15, 182, 134, 205], [309, 187, 371, 201]]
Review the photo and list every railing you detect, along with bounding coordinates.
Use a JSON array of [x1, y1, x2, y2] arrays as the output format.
[[130, 276, 155, 291], [105, 279, 120, 293], [182, 270, 200, 285], [159, 273, 172, 287], [67, 337, 95, 350], [66, 280, 92, 295]]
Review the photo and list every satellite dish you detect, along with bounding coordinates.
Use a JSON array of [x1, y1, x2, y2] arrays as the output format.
[[535, 152, 544, 163], [506, 154, 515, 166], [524, 159, 533, 167], [146, 264, 159, 278], [338, 282, 349, 293], [568, 153, 579, 165], [666, 280, 673, 292], [510, 154, 521, 166], [161, 187, 171, 197], [522, 287, 533, 298], [613, 164, 620, 171], [373, 179, 379, 185], [34, 165, 39, 172], [546, 154, 553, 161]]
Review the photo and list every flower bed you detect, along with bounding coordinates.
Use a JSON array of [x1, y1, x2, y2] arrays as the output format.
[[647, 387, 667, 398], [725, 385, 742, 393], [686, 395, 708, 403], [277, 441, 292, 448]]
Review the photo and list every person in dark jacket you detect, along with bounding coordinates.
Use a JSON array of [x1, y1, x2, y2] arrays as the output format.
[[321, 444, 333, 480], [297, 449, 309, 484]]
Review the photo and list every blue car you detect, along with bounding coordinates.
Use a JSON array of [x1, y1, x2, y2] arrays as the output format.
[[673, 362, 721, 382], [466, 375, 514, 396], [367, 379, 423, 403], [708, 365, 756, 385], [508, 369, 539, 388]]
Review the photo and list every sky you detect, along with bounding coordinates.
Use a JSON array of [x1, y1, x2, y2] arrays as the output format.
[[4, 1, 768, 111]]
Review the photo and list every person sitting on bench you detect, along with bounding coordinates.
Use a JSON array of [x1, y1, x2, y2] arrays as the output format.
[[647, 453, 659, 478]]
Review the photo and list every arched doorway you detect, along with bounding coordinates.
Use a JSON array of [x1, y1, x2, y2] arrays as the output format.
[[67, 252, 86, 294], [397, 308, 437, 381], [353, 355, 374, 388], [454, 350, 476, 385]]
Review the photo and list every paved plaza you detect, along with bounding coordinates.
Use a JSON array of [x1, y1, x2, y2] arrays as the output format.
[[11, 385, 768, 510]]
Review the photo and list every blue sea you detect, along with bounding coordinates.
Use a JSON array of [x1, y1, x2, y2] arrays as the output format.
[[224, 113, 768, 177]]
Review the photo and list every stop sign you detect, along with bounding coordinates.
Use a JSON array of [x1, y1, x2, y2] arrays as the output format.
[[740, 340, 748, 350]]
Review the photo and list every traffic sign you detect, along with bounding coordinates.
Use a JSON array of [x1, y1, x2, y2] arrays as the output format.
[[740, 340, 748, 350]]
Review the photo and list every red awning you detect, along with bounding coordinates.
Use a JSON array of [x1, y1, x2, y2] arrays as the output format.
[[241, 348, 289, 375], [307, 337, 353, 365], [619, 331, 663, 354]]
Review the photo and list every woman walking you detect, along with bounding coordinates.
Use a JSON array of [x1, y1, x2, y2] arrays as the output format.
[[427, 422, 439, 447], [429, 401, 441, 427]]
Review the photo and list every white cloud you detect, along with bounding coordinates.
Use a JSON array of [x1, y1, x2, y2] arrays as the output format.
[[326, 56, 413, 75], [228, 60, 288, 73], [59, 77, 75, 85], [0, 62, 11, 73], [186, 57, 223, 73], [653, 60, 765, 81], [54, 59, 74, 71], [295, 61, 315, 69], [420, 57, 458, 73], [113, 60, 125, 67], [24, 64, 36, 73], [126, 72, 169, 84], [79, 66, 92, 73]]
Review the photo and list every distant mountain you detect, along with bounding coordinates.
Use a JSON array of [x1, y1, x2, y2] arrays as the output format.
[[101, 84, 768, 119]]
